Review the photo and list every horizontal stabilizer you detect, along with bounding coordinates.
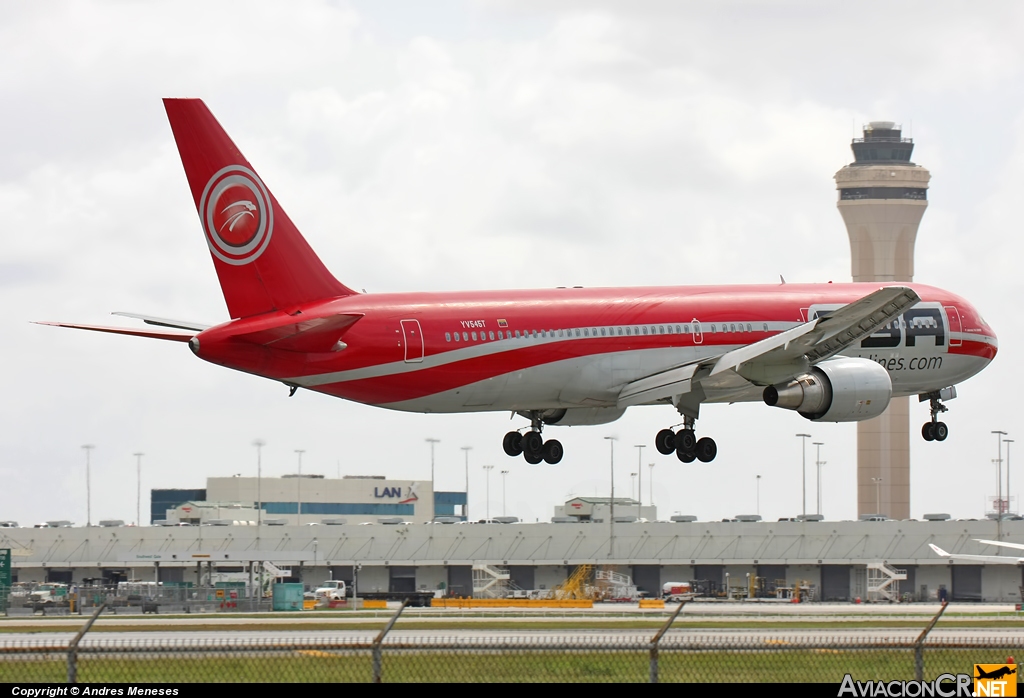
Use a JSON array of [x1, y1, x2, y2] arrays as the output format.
[[111, 312, 211, 332], [234, 313, 363, 352], [34, 321, 194, 342]]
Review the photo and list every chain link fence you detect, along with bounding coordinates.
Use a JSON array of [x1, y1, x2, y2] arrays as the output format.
[[2, 635, 1023, 683]]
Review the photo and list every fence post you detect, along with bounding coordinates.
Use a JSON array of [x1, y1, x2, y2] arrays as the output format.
[[67, 602, 107, 684], [914, 601, 948, 681], [649, 601, 687, 683], [371, 599, 409, 683]]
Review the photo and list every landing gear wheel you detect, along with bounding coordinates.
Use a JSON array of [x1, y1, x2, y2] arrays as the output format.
[[542, 439, 564, 465], [695, 437, 718, 463], [524, 450, 543, 465], [922, 422, 935, 442], [503, 431, 524, 456], [675, 429, 697, 455], [676, 449, 696, 463], [934, 422, 949, 441], [521, 430, 544, 456], [655, 429, 676, 455]]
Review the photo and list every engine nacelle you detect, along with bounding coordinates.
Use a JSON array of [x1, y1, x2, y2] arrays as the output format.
[[762, 357, 892, 422], [518, 407, 627, 426]]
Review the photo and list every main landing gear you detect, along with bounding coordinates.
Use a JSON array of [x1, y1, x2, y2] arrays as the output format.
[[654, 416, 718, 463], [920, 388, 956, 442], [503, 413, 563, 465]]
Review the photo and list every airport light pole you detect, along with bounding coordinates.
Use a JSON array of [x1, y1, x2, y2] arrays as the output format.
[[426, 438, 440, 521], [796, 434, 811, 517], [604, 436, 616, 556], [1006, 440, 1015, 515], [648, 463, 654, 508], [252, 439, 265, 526], [81, 445, 94, 527], [483, 465, 493, 521], [461, 446, 472, 521], [813, 442, 825, 517], [501, 469, 509, 518], [134, 452, 144, 527], [631, 473, 637, 504], [756, 475, 761, 517], [634, 444, 645, 521], [294, 449, 305, 525], [994, 430, 1007, 541]]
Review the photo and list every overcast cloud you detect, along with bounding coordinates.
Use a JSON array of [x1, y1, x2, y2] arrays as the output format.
[[2, 1, 1023, 527]]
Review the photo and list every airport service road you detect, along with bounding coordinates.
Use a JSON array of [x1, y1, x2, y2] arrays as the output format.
[[4, 628, 1024, 646]]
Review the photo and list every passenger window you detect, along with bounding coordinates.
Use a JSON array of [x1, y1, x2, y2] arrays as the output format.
[[515, 330, 521, 338], [454, 333, 461, 342], [445, 332, 451, 342], [600, 327, 607, 336], [558, 329, 564, 337], [634, 327, 639, 335], [625, 327, 631, 336], [763, 323, 768, 332], [676, 325, 682, 334], [575, 329, 581, 337], [746, 324, 752, 332], [642, 326, 648, 335], [617, 327, 623, 336], [471, 331, 478, 341], [730, 324, 735, 332], [659, 325, 665, 334], [489, 331, 495, 340], [710, 324, 716, 333], [584, 328, 590, 337]]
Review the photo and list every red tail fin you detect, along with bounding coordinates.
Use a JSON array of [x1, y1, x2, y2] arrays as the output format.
[[164, 98, 354, 319]]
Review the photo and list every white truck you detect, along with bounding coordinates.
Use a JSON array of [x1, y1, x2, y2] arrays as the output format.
[[662, 582, 695, 602], [314, 580, 347, 601]]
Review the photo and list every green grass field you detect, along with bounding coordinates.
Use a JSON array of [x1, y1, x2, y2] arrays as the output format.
[[1, 648, 1015, 683]]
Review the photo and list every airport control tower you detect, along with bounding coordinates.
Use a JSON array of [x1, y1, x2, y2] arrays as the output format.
[[835, 122, 931, 521]]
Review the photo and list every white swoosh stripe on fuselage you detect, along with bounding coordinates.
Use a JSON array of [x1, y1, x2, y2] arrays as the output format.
[[285, 319, 801, 387]]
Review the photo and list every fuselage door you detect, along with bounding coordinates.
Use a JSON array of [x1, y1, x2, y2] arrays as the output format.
[[944, 306, 963, 347], [692, 319, 703, 345], [400, 319, 424, 363]]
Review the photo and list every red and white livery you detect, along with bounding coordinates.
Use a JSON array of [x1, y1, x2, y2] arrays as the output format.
[[40, 99, 998, 465]]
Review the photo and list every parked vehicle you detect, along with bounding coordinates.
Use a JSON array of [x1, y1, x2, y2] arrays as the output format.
[[662, 582, 695, 602]]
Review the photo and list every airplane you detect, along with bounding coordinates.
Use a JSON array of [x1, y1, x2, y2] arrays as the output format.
[[38, 99, 998, 466], [930, 540, 1024, 564]]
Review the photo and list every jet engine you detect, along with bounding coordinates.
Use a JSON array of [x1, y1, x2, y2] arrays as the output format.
[[518, 407, 627, 426], [762, 357, 891, 422]]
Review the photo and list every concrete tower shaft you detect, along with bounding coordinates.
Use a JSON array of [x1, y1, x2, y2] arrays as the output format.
[[835, 121, 930, 521]]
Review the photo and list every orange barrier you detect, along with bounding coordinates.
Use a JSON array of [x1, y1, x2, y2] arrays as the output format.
[[430, 598, 593, 609], [302, 599, 317, 610], [638, 599, 665, 609], [362, 600, 388, 609]]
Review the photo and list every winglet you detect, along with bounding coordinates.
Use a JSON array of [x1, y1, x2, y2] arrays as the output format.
[[928, 543, 951, 557]]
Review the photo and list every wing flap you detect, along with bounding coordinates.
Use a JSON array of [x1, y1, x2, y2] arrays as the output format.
[[617, 363, 701, 407]]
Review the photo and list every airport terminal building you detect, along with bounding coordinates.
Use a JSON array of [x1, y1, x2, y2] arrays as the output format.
[[152, 475, 466, 526], [4, 517, 1024, 603]]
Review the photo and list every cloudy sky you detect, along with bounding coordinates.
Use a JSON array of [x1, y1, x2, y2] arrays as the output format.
[[2, 1, 1022, 528]]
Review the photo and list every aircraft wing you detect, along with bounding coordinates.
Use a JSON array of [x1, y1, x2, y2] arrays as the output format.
[[617, 286, 920, 408], [928, 543, 1024, 564]]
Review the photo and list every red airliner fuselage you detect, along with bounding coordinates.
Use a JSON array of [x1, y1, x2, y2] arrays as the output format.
[[42, 99, 998, 467]]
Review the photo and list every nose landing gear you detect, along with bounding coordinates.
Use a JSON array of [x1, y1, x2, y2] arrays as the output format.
[[920, 388, 956, 442]]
